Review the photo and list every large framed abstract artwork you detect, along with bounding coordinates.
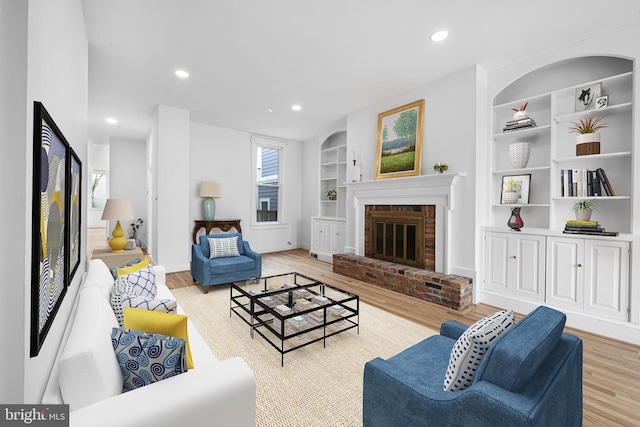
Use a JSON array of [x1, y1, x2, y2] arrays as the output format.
[[31, 102, 70, 357], [69, 147, 82, 281], [374, 99, 424, 180]]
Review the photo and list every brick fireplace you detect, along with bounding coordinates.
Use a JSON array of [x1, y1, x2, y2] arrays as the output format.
[[337, 174, 472, 310]]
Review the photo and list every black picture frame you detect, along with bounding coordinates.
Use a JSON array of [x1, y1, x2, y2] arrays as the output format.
[[69, 147, 82, 282], [31, 102, 70, 357], [500, 174, 531, 205]]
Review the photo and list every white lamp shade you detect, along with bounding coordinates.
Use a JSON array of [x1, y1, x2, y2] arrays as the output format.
[[200, 181, 220, 198], [101, 199, 135, 221]]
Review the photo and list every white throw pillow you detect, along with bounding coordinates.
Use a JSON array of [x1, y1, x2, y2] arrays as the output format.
[[443, 309, 515, 391], [208, 236, 240, 259]]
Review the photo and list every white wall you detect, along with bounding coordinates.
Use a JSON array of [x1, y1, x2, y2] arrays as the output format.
[[189, 122, 304, 253], [110, 138, 147, 247], [0, 0, 29, 405], [153, 105, 191, 271], [87, 143, 109, 227], [344, 67, 479, 279], [10, 0, 88, 404]]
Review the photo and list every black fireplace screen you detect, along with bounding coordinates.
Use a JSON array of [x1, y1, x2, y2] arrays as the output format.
[[371, 211, 424, 268]]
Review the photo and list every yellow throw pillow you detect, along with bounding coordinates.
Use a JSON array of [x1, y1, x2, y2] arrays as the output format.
[[117, 258, 150, 276], [123, 307, 194, 369]]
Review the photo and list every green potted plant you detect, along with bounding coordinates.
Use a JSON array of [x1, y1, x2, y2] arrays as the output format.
[[573, 199, 597, 221], [433, 161, 448, 174], [569, 116, 607, 156], [325, 189, 337, 200]]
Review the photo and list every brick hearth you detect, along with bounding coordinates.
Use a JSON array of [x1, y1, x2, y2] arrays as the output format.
[[333, 253, 473, 311]]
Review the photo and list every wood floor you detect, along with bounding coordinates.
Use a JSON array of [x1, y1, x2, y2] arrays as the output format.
[[167, 249, 639, 427]]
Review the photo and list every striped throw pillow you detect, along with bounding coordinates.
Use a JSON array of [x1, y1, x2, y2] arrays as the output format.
[[208, 236, 240, 259], [443, 309, 515, 391]]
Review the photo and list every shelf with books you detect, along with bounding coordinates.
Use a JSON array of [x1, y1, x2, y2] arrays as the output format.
[[493, 124, 551, 140]]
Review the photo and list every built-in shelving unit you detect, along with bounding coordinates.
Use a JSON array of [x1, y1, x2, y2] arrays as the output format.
[[312, 131, 347, 263], [482, 57, 637, 344]]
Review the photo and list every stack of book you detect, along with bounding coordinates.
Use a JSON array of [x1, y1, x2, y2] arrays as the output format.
[[259, 296, 276, 307], [563, 220, 619, 236], [503, 117, 537, 132], [274, 304, 292, 315], [312, 295, 329, 305], [560, 168, 615, 197]]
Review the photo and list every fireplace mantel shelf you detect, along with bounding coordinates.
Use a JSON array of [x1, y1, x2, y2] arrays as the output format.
[[346, 172, 466, 211]]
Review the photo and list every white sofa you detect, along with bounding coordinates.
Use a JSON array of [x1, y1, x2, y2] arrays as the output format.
[[43, 259, 256, 427]]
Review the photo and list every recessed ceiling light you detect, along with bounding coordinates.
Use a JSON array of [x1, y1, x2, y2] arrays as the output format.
[[175, 70, 189, 78], [105, 117, 118, 125], [292, 105, 302, 111], [430, 30, 449, 42], [267, 109, 274, 113]]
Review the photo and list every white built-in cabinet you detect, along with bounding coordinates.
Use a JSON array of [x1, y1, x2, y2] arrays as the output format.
[[546, 236, 629, 321], [482, 57, 635, 332], [484, 232, 546, 303], [311, 131, 347, 263]]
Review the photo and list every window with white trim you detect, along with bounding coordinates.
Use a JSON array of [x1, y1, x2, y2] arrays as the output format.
[[252, 136, 285, 225]]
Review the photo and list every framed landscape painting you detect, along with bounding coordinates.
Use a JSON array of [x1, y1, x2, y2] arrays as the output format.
[[31, 102, 70, 357], [374, 99, 424, 179]]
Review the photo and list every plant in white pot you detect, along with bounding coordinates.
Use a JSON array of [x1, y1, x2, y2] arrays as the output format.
[[573, 199, 597, 221], [511, 102, 529, 120], [502, 177, 521, 205], [569, 116, 607, 156]]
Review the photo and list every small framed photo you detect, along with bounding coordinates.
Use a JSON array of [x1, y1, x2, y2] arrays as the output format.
[[595, 95, 609, 109], [500, 174, 531, 205], [575, 83, 601, 111]]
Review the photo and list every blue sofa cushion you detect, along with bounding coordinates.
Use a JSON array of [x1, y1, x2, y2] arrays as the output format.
[[208, 255, 256, 275], [475, 305, 566, 391], [199, 233, 245, 257]]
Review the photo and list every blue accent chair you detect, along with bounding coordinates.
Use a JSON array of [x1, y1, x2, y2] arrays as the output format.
[[191, 233, 262, 293], [363, 306, 583, 427]]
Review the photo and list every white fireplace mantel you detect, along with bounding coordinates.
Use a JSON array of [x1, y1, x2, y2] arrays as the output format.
[[346, 172, 467, 274]]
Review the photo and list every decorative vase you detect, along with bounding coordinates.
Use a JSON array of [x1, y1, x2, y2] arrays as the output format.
[[575, 208, 592, 221], [507, 207, 524, 231], [513, 110, 528, 120], [509, 142, 531, 169], [576, 133, 601, 156], [502, 190, 519, 205]]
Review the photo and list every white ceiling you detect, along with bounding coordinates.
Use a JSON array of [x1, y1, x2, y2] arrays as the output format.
[[81, 0, 640, 144]]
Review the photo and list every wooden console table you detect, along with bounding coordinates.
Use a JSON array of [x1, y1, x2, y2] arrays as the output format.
[[192, 219, 242, 243], [91, 247, 144, 269]]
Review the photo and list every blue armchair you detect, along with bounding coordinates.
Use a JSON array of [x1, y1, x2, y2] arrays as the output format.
[[191, 233, 262, 293], [363, 306, 583, 427]]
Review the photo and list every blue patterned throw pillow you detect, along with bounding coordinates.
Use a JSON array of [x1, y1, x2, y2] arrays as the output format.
[[117, 265, 157, 298], [443, 309, 515, 391], [109, 259, 142, 279], [111, 327, 187, 392]]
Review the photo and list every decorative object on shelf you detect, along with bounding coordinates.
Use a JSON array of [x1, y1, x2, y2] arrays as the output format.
[[575, 83, 601, 111], [325, 189, 337, 200], [101, 198, 136, 252], [511, 102, 529, 120], [595, 95, 608, 109], [573, 199, 597, 221], [507, 207, 524, 231], [569, 116, 607, 156], [200, 181, 220, 220], [508, 142, 530, 168], [433, 161, 448, 174], [352, 150, 363, 182], [129, 218, 144, 247], [500, 174, 531, 205], [375, 99, 424, 180]]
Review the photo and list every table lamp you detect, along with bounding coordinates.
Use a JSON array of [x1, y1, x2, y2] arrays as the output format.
[[200, 181, 220, 220], [101, 198, 135, 252]]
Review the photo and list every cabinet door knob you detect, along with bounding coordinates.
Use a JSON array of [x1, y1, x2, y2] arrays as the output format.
[[577, 263, 582, 268], [512, 255, 517, 259]]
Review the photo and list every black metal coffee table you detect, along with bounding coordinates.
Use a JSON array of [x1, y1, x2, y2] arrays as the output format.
[[230, 272, 359, 366]]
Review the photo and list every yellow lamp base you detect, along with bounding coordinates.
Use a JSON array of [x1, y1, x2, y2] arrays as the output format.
[[108, 220, 127, 252]]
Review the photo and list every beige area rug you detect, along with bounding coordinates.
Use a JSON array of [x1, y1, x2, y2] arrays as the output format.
[[172, 285, 437, 427]]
